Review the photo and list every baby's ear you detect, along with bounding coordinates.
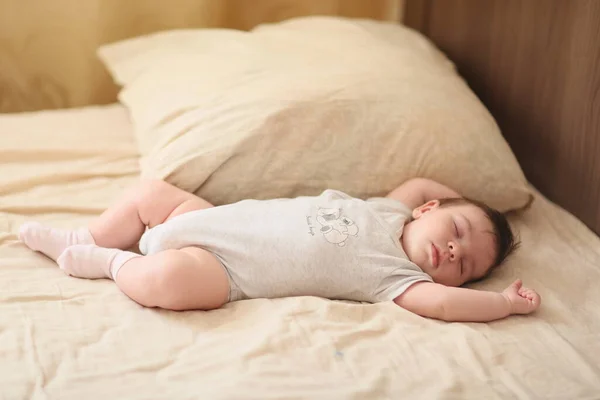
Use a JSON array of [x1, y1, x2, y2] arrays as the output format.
[[412, 200, 440, 219]]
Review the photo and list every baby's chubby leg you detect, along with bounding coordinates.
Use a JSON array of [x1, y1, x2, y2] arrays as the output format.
[[59, 245, 229, 311], [89, 179, 214, 249], [19, 179, 213, 260]]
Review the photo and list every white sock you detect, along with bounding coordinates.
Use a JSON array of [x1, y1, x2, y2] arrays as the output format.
[[57, 244, 139, 280], [19, 222, 95, 261]]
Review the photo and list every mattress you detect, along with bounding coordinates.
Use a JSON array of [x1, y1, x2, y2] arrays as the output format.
[[1, 105, 600, 399]]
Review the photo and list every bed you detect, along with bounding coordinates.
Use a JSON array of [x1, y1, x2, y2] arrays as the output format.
[[2, 5, 600, 400]]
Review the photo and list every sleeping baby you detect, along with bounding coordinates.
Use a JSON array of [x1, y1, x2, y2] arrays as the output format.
[[19, 178, 541, 322]]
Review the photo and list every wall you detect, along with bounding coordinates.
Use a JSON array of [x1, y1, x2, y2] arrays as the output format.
[[0, 0, 402, 112], [405, 0, 600, 235]]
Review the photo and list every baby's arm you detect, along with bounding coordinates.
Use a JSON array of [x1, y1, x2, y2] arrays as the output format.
[[394, 279, 541, 322], [386, 178, 461, 209]]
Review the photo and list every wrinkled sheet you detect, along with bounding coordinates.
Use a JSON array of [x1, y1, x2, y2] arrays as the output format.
[[1, 105, 599, 400]]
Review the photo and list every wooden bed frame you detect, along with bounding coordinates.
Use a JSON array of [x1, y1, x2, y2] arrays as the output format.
[[404, 0, 600, 235]]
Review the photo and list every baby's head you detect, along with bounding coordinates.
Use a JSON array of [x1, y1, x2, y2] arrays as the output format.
[[401, 198, 519, 287]]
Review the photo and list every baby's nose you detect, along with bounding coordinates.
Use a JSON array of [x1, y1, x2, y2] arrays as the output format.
[[448, 241, 461, 261]]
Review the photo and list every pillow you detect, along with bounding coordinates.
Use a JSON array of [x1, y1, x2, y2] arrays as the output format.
[[98, 16, 533, 211]]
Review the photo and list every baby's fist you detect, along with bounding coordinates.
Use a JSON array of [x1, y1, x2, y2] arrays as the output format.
[[502, 279, 541, 315]]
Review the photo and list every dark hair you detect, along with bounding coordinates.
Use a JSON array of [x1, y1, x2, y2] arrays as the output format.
[[438, 197, 520, 276]]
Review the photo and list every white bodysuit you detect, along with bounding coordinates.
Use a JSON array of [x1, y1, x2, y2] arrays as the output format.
[[139, 190, 432, 302]]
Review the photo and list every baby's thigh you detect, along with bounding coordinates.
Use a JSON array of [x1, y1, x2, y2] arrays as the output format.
[[135, 179, 212, 228], [150, 247, 230, 311]]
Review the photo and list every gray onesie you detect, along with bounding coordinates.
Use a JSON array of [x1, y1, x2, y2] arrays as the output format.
[[139, 189, 432, 303]]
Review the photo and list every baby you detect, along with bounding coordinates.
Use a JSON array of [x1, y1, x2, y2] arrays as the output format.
[[19, 178, 541, 322]]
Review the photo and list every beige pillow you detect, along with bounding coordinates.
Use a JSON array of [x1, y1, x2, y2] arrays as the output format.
[[98, 16, 532, 211]]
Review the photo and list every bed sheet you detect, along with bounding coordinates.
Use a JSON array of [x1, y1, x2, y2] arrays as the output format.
[[1, 105, 600, 400]]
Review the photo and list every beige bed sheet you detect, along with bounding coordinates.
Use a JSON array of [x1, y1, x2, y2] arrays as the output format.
[[1, 105, 600, 400]]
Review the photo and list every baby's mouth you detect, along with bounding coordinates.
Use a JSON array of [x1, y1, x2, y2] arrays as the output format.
[[430, 243, 440, 269]]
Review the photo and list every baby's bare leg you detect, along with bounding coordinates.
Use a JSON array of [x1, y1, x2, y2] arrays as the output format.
[[115, 247, 229, 310], [58, 245, 229, 310], [89, 179, 213, 249], [19, 179, 213, 260]]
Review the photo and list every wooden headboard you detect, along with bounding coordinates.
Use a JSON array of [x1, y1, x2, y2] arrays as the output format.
[[404, 0, 600, 235]]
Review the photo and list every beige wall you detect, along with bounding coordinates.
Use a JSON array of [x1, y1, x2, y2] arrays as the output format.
[[0, 0, 402, 113]]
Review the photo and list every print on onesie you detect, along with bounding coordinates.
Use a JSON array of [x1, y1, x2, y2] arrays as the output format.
[[315, 207, 359, 247]]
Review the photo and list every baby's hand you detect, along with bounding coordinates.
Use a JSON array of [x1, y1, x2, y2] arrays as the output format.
[[502, 279, 541, 315]]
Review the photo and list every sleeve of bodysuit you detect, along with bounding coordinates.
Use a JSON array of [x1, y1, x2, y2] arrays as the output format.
[[371, 262, 433, 303], [365, 196, 413, 219], [320, 189, 354, 200]]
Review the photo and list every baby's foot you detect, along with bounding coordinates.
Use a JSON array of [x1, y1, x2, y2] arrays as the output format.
[[57, 244, 139, 280], [18, 222, 95, 261]]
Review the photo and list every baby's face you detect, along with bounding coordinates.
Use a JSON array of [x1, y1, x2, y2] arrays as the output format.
[[401, 201, 496, 287]]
